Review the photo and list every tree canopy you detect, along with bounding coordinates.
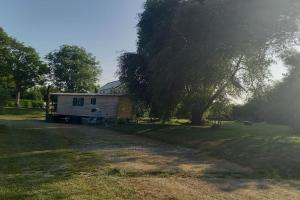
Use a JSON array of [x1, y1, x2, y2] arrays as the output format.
[[0, 27, 48, 106], [118, 0, 300, 123], [46, 45, 102, 93]]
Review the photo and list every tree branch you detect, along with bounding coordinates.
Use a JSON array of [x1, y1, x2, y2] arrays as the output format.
[[203, 55, 244, 110]]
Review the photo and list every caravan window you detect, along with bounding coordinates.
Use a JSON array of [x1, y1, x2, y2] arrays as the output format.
[[72, 97, 84, 106], [91, 98, 96, 105], [72, 98, 77, 106]]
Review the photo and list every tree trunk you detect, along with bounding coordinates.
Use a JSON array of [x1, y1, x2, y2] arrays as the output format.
[[46, 85, 51, 115], [16, 89, 21, 108], [191, 106, 206, 125]]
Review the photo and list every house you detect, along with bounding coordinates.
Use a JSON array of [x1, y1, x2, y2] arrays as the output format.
[[46, 81, 133, 123], [99, 80, 125, 95]]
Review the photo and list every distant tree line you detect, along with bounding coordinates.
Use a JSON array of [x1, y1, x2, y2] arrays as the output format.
[[0, 27, 102, 107], [118, 0, 300, 124]]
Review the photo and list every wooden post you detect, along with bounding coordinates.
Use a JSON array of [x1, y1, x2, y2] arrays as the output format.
[[16, 89, 21, 108]]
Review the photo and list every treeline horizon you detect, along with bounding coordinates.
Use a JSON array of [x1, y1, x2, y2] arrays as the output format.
[[0, 27, 102, 107]]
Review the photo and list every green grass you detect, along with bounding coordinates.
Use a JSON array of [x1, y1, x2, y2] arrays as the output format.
[[109, 121, 300, 179], [0, 107, 45, 120], [0, 110, 138, 200], [3, 108, 300, 199]]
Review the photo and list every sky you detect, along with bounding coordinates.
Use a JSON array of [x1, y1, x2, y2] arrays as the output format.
[[0, 0, 286, 85], [0, 0, 145, 85]]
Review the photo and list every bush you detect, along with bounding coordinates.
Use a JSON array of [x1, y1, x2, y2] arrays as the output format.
[[32, 100, 44, 108], [211, 123, 222, 129], [21, 100, 32, 108], [5, 101, 16, 107], [104, 118, 117, 124], [0, 87, 11, 106], [23, 87, 44, 101], [117, 118, 129, 125], [5, 99, 44, 108], [104, 118, 130, 125]]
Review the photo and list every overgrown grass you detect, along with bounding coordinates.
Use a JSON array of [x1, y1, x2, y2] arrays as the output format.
[[109, 121, 300, 179], [0, 118, 137, 199], [0, 107, 45, 120]]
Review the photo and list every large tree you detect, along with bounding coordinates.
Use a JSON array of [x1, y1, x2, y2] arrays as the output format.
[[0, 27, 47, 107], [0, 27, 12, 77], [10, 44, 48, 106], [118, 0, 300, 123], [46, 45, 102, 92], [0, 28, 12, 105]]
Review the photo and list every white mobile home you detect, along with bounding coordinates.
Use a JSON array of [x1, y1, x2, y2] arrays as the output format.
[[47, 93, 134, 122]]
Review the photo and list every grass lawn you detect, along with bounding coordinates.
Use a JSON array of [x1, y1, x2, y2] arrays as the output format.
[[2, 108, 300, 199], [110, 121, 300, 179], [0, 109, 137, 200], [0, 107, 45, 120]]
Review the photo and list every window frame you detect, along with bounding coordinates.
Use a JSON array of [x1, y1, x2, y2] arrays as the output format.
[[72, 97, 85, 107], [91, 98, 96, 105], [72, 98, 78, 106]]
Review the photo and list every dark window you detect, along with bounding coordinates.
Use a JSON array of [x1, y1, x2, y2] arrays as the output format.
[[72, 98, 77, 106], [78, 98, 84, 106], [91, 98, 96, 105], [72, 97, 84, 106]]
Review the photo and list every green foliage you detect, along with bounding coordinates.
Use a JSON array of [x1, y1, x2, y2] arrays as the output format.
[[5, 99, 44, 108], [8, 44, 48, 91], [234, 51, 300, 134], [0, 27, 48, 106], [5, 101, 16, 108], [117, 118, 129, 125], [0, 107, 44, 117], [118, 0, 300, 123], [46, 45, 102, 92], [0, 27, 12, 77], [0, 87, 10, 106], [208, 100, 233, 122], [23, 87, 44, 101], [0, 123, 137, 199]]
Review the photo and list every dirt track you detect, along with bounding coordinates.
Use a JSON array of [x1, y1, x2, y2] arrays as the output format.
[[2, 119, 300, 199]]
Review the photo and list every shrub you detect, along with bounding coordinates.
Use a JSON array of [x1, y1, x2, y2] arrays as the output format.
[[104, 118, 117, 124], [23, 88, 43, 100], [0, 87, 11, 106], [32, 100, 44, 108], [5, 101, 16, 107], [211, 123, 222, 129], [21, 100, 32, 108], [5, 99, 44, 108], [117, 118, 129, 125]]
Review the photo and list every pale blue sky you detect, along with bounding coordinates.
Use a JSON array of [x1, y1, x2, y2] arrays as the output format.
[[0, 0, 145, 84], [0, 0, 286, 85]]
